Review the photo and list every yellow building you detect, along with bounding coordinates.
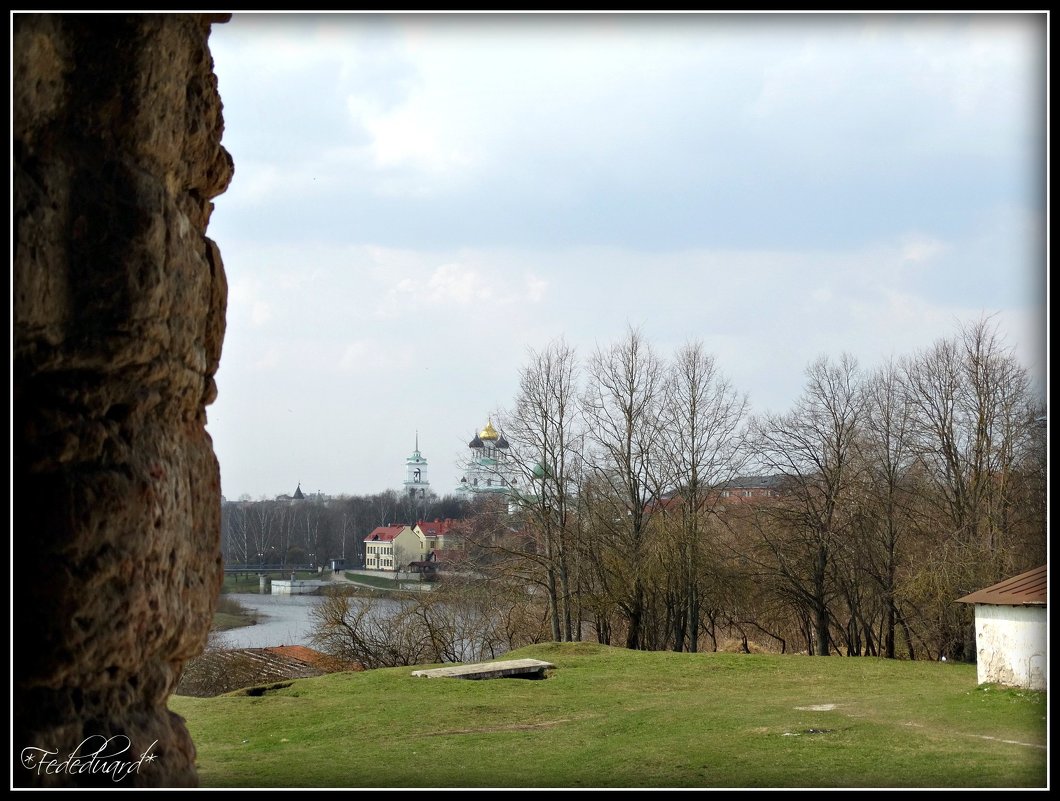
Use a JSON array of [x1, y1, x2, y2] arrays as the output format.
[[363, 525, 427, 571]]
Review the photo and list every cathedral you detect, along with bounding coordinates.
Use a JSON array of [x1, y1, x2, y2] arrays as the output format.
[[398, 421, 518, 502], [458, 418, 516, 497]]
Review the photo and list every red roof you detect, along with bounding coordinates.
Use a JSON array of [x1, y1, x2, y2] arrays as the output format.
[[364, 525, 407, 543], [957, 565, 1047, 606], [265, 646, 362, 673], [416, 518, 460, 536]]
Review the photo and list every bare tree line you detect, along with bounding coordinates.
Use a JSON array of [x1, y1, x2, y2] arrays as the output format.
[[461, 316, 1044, 660], [220, 490, 469, 569]]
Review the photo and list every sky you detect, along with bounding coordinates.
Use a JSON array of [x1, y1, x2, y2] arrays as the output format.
[[203, 11, 1048, 501]]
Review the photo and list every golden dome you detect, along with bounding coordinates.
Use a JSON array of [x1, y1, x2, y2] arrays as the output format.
[[479, 419, 499, 440]]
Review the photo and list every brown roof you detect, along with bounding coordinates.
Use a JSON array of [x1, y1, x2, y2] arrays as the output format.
[[957, 565, 1047, 606], [266, 645, 362, 673]]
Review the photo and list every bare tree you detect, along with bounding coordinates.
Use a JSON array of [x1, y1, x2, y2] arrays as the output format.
[[276, 505, 296, 567], [302, 503, 324, 569], [310, 579, 544, 668], [311, 590, 432, 669], [657, 341, 748, 652], [854, 358, 919, 658], [502, 338, 583, 641], [900, 316, 1041, 659], [250, 502, 277, 565], [221, 501, 250, 566], [748, 354, 863, 656], [373, 490, 399, 528], [580, 326, 668, 650], [904, 316, 1038, 558]]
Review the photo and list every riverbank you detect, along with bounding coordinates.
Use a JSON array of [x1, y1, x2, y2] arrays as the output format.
[[211, 595, 258, 631]]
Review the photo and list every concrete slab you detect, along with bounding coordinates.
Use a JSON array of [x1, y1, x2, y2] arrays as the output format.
[[411, 658, 555, 680]]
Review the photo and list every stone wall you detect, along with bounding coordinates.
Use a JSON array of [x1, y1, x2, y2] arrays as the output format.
[[14, 13, 232, 787]]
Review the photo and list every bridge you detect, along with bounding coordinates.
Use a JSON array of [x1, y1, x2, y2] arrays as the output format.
[[223, 564, 316, 577]]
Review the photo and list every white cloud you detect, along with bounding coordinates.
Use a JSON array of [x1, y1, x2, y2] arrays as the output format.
[[352, 95, 475, 176], [525, 273, 549, 302], [415, 263, 491, 305], [899, 234, 950, 264], [381, 261, 550, 314], [250, 301, 273, 327]]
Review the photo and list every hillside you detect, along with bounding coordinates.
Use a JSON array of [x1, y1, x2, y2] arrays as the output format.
[[169, 642, 1047, 788]]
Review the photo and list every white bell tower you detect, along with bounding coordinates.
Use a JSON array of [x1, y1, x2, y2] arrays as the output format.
[[403, 432, 430, 499]]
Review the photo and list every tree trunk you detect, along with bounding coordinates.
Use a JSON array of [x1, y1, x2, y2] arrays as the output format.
[[625, 581, 644, 650], [560, 555, 573, 642], [884, 601, 896, 659], [671, 589, 686, 653], [687, 586, 700, 653], [814, 544, 830, 656], [546, 566, 561, 642]]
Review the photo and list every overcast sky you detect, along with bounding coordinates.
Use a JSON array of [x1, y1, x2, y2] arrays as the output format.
[[204, 12, 1047, 501]]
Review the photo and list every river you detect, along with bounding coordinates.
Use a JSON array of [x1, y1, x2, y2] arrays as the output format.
[[212, 592, 328, 649], [212, 589, 506, 662]]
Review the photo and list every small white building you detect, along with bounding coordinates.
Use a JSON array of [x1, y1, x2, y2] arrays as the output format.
[[957, 565, 1047, 691]]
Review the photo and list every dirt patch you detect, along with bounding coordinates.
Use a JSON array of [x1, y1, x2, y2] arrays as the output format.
[[234, 681, 294, 697], [794, 703, 837, 711]]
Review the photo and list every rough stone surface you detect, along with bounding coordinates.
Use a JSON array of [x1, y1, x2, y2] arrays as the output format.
[[14, 13, 232, 787]]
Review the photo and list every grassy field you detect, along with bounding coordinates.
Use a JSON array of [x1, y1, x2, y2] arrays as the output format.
[[169, 642, 1047, 788]]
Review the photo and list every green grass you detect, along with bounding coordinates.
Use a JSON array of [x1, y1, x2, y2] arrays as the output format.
[[169, 643, 1046, 788]]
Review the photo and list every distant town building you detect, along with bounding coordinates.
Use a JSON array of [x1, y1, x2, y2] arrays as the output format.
[[364, 518, 467, 572], [414, 518, 463, 551], [714, 475, 785, 503], [275, 483, 304, 502], [363, 525, 417, 571], [275, 483, 330, 504]]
